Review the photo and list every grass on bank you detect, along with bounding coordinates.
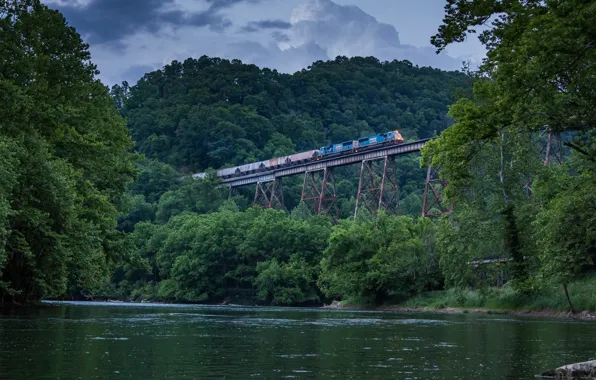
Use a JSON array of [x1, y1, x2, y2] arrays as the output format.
[[400, 275, 596, 313]]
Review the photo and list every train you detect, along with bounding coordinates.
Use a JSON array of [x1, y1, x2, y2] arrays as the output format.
[[193, 130, 404, 180]]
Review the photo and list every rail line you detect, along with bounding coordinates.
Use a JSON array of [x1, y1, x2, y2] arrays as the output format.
[[198, 138, 430, 188]]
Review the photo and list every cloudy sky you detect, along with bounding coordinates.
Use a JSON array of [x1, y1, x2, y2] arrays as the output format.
[[45, 0, 486, 85]]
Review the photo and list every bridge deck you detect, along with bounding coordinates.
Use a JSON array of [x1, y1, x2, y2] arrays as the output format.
[[219, 139, 429, 187]]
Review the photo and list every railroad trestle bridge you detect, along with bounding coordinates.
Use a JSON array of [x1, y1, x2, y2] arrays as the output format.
[[195, 139, 450, 219]]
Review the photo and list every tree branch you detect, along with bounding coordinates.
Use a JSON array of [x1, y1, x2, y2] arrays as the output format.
[[564, 141, 596, 162]]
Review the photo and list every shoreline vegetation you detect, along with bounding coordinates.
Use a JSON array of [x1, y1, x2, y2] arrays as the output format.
[[40, 275, 596, 321], [329, 304, 596, 322]]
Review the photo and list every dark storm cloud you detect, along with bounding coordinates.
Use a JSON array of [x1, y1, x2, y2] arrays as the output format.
[[240, 19, 292, 33], [271, 31, 290, 42], [205, 0, 262, 11], [52, 0, 256, 44]]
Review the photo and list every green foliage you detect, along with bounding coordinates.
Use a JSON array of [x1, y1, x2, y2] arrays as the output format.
[[162, 211, 245, 301], [533, 159, 596, 285], [155, 176, 225, 223], [130, 159, 180, 204], [502, 205, 527, 286], [319, 215, 442, 305], [124, 56, 470, 172], [404, 275, 596, 313], [423, 0, 596, 312], [104, 205, 334, 304], [117, 195, 155, 233], [0, 0, 136, 302], [437, 205, 503, 289], [254, 255, 319, 305]]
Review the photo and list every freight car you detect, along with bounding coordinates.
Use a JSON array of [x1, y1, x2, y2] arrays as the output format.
[[194, 150, 319, 179]]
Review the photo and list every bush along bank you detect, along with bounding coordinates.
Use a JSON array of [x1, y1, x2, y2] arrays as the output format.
[[391, 275, 596, 319]]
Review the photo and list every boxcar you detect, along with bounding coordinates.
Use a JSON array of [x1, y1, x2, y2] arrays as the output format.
[[259, 150, 318, 170], [218, 167, 237, 178], [287, 150, 318, 164]]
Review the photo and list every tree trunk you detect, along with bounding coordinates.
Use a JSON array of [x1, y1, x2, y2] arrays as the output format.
[[563, 282, 576, 314], [499, 131, 509, 205]]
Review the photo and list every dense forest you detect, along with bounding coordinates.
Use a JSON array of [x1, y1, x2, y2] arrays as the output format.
[[116, 55, 470, 172], [100, 52, 471, 304], [2, 0, 596, 312], [0, 0, 137, 303]]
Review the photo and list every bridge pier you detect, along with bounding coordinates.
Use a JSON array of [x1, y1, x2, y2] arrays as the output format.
[[300, 168, 338, 220], [542, 131, 563, 165], [422, 166, 452, 217], [253, 179, 284, 210], [354, 156, 400, 220], [228, 186, 239, 200]]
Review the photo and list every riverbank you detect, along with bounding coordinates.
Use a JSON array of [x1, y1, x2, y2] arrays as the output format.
[[325, 303, 596, 321], [326, 276, 596, 321], [37, 276, 596, 322]]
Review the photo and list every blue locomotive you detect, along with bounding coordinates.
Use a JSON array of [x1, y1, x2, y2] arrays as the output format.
[[318, 130, 404, 157]]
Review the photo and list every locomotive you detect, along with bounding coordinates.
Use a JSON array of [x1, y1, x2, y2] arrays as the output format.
[[318, 130, 404, 156], [193, 130, 404, 180]]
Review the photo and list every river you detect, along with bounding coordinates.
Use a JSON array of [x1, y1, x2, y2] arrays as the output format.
[[0, 301, 594, 379]]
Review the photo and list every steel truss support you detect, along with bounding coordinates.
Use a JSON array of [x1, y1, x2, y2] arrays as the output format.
[[353, 156, 400, 220], [300, 168, 339, 220], [422, 166, 452, 218], [253, 179, 284, 210], [542, 131, 563, 165], [524, 131, 564, 198], [228, 186, 239, 200]]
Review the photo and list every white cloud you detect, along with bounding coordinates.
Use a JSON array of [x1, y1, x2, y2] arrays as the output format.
[[283, 0, 461, 70], [83, 0, 465, 85]]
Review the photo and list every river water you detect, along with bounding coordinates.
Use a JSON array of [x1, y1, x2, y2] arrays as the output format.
[[0, 302, 594, 379]]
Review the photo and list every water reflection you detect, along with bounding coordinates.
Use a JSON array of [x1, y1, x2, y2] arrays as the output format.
[[0, 301, 594, 379]]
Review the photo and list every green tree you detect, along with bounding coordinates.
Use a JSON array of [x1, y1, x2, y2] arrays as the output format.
[[155, 176, 224, 223], [117, 195, 155, 233], [424, 0, 596, 311], [533, 157, 596, 313], [130, 159, 180, 204], [254, 255, 320, 305], [235, 208, 331, 287], [319, 215, 440, 305], [156, 210, 245, 302], [0, 0, 136, 302], [261, 132, 296, 159]]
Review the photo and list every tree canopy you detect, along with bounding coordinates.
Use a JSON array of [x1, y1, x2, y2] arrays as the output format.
[[422, 0, 596, 309], [123, 56, 471, 172], [0, 0, 136, 302]]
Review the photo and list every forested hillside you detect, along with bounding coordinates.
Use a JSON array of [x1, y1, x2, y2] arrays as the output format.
[[99, 57, 472, 303], [98, 1, 596, 310], [116, 56, 471, 172]]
